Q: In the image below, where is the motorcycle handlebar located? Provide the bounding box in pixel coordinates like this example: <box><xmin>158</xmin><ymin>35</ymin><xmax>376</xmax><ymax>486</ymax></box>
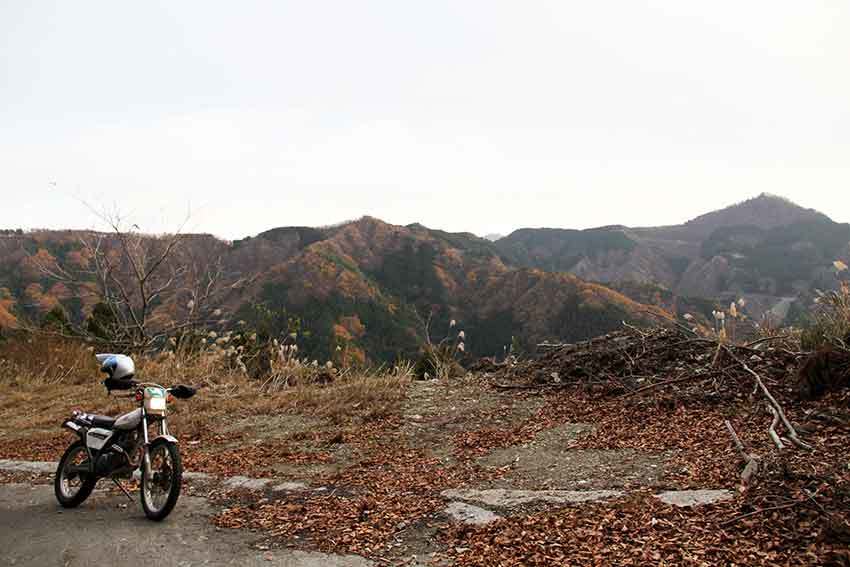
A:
<box><xmin>102</xmin><ymin>378</ymin><xmax>199</xmax><ymax>400</ymax></box>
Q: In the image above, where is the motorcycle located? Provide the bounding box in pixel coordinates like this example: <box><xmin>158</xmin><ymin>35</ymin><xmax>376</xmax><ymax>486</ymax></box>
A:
<box><xmin>54</xmin><ymin>353</ymin><xmax>197</xmax><ymax>521</ymax></box>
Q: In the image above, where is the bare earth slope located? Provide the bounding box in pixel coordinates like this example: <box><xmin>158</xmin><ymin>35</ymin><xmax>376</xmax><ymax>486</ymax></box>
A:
<box><xmin>496</xmin><ymin>193</ymin><xmax>850</xmax><ymax>321</ymax></box>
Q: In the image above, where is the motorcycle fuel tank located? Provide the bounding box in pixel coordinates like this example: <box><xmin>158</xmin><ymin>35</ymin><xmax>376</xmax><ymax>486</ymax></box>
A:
<box><xmin>114</xmin><ymin>408</ymin><xmax>142</xmax><ymax>430</ymax></box>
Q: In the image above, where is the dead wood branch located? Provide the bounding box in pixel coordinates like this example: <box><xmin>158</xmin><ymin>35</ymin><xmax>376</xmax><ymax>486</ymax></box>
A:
<box><xmin>621</xmin><ymin>321</ymin><xmax>648</xmax><ymax>339</ymax></box>
<box><xmin>637</xmin><ymin>308</ymin><xmax>697</xmax><ymax>336</ymax></box>
<box><xmin>767</xmin><ymin>405</ymin><xmax>786</xmax><ymax>450</ymax></box>
<box><xmin>745</xmin><ymin>335</ymin><xmax>792</xmax><ymax>349</ymax></box>
<box><xmin>622</xmin><ymin>373</ymin><xmax>701</xmax><ymax>398</ymax></box>
<box><xmin>492</xmin><ymin>382</ymin><xmax>556</xmax><ymax>391</ymax></box>
<box><xmin>804</xmin><ymin>409</ymin><xmax>850</xmax><ymax>428</ymax></box>
<box><xmin>720</xmin><ymin>500</ymin><xmax>801</xmax><ymax>527</ymax></box>
<box><xmin>724</xmin><ymin>419</ymin><xmax>760</xmax><ymax>485</ymax></box>
<box><xmin>724</xmin><ymin>346</ymin><xmax>813</xmax><ymax>451</ymax></box>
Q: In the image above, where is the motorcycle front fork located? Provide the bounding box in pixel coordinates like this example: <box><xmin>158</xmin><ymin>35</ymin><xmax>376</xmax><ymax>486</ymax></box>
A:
<box><xmin>140</xmin><ymin>415</ymin><xmax>170</xmax><ymax>474</ymax></box>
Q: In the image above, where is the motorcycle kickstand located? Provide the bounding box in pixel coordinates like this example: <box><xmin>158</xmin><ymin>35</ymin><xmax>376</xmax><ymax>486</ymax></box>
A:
<box><xmin>111</xmin><ymin>477</ymin><xmax>134</xmax><ymax>502</ymax></box>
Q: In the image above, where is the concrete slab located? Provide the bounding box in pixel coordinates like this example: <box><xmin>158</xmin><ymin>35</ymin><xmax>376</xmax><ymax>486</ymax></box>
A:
<box><xmin>442</xmin><ymin>488</ymin><xmax>623</xmax><ymax>508</ymax></box>
<box><xmin>273</xmin><ymin>481</ymin><xmax>309</xmax><ymax>492</ymax></box>
<box><xmin>444</xmin><ymin>502</ymin><xmax>501</xmax><ymax>526</ymax></box>
<box><xmin>654</xmin><ymin>489</ymin><xmax>734</xmax><ymax>508</ymax></box>
<box><xmin>223</xmin><ymin>476</ymin><xmax>274</xmax><ymax>490</ymax></box>
<box><xmin>0</xmin><ymin>459</ymin><xmax>55</xmax><ymax>474</ymax></box>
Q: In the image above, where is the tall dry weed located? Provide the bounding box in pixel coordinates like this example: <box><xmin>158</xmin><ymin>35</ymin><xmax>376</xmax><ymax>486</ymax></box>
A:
<box><xmin>804</xmin><ymin>278</ymin><xmax>850</xmax><ymax>351</ymax></box>
<box><xmin>0</xmin><ymin>334</ymin><xmax>97</xmax><ymax>385</ymax></box>
<box><xmin>0</xmin><ymin>332</ymin><xmax>414</xmax><ymax>436</ymax></box>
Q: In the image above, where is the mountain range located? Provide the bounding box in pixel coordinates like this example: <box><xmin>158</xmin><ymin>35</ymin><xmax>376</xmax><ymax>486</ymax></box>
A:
<box><xmin>1</xmin><ymin>194</ymin><xmax>847</xmax><ymax>363</ymax></box>
<box><xmin>495</xmin><ymin>194</ymin><xmax>849</xmax><ymax>323</ymax></box>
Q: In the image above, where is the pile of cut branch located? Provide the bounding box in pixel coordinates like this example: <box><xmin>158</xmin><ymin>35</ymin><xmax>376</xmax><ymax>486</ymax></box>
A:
<box><xmin>494</xmin><ymin>326</ymin><xmax>802</xmax><ymax>400</ymax></box>
<box><xmin>488</xmin><ymin>325</ymin><xmax>847</xmax><ymax>485</ymax></box>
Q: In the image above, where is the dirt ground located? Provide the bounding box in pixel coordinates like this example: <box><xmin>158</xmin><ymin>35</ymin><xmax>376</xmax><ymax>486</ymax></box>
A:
<box><xmin>2</xmin><ymin>370</ymin><xmax>847</xmax><ymax>565</ymax></box>
<box><xmin>477</xmin><ymin>423</ymin><xmax>669</xmax><ymax>491</ymax></box>
<box><xmin>0</xmin><ymin>375</ymin><xmax>677</xmax><ymax>557</ymax></box>
<box><xmin>398</xmin><ymin>378</ymin><xmax>545</xmax><ymax>462</ymax></box>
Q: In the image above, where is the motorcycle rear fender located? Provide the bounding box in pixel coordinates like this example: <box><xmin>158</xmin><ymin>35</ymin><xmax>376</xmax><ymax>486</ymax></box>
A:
<box><xmin>62</xmin><ymin>421</ymin><xmax>95</xmax><ymax>474</ymax></box>
<box><xmin>62</xmin><ymin>420</ymin><xmax>86</xmax><ymax>439</ymax></box>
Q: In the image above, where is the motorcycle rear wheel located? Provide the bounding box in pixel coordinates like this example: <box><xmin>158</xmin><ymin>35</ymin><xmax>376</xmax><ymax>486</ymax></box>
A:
<box><xmin>140</xmin><ymin>438</ymin><xmax>182</xmax><ymax>521</ymax></box>
<box><xmin>54</xmin><ymin>440</ymin><xmax>97</xmax><ymax>508</ymax></box>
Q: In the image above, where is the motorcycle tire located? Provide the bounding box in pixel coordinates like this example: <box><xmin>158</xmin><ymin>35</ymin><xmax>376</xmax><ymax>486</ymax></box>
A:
<box><xmin>140</xmin><ymin>438</ymin><xmax>182</xmax><ymax>521</ymax></box>
<box><xmin>54</xmin><ymin>440</ymin><xmax>97</xmax><ymax>508</ymax></box>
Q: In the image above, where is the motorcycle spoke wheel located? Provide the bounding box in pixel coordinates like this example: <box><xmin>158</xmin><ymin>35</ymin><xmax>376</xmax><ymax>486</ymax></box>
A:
<box><xmin>59</xmin><ymin>446</ymin><xmax>89</xmax><ymax>499</ymax></box>
<box><xmin>54</xmin><ymin>440</ymin><xmax>96</xmax><ymax>508</ymax></box>
<box><xmin>141</xmin><ymin>440</ymin><xmax>182</xmax><ymax>521</ymax></box>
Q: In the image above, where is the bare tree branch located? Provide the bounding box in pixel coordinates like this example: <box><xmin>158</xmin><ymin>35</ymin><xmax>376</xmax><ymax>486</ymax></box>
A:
<box><xmin>28</xmin><ymin>203</ymin><xmax>224</xmax><ymax>351</ymax></box>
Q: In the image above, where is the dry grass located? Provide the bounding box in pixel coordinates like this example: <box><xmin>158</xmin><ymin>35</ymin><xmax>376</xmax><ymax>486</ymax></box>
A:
<box><xmin>285</xmin><ymin>362</ymin><xmax>413</xmax><ymax>423</ymax></box>
<box><xmin>804</xmin><ymin>279</ymin><xmax>850</xmax><ymax>350</ymax></box>
<box><xmin>0</xmin><ymin>334</ymin><xmax>98</xmax><ymax>385</ymax></box>
<box><xmin>0</xmin><ymin>333</ymin><xmax>414</xmax><ymax>453</ymax></box>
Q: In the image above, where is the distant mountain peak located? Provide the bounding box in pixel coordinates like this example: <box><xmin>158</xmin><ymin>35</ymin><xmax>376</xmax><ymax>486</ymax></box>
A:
<box><xmin>683</xmin><ymin>193</ymin><xmax>830</xmax><ymax>236</ymax></box>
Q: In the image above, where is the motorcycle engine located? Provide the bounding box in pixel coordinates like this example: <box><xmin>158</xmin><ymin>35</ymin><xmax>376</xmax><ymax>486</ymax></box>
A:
<box><xmin>95</xmin><ymin>451</ymin><xmax>127</xmax><ymax>476</ymax></box>
<box><xmin>94</xmin><ymin>431</ymin><xmax>139</xmax><ymax>476</ymax></box>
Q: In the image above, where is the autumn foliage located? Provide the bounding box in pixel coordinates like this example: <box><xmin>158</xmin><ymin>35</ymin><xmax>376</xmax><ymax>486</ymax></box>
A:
<box><xmin>0</xmin><ymin>220</ymin><xmax>672</xmax><ymax>362</ymax></box>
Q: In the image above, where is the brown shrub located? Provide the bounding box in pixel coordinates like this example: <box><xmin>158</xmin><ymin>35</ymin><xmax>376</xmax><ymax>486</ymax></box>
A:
<box><xmin>796</xmin><ymin>348</ymin><xmax>850</xmax><ymax>400</ymax></box>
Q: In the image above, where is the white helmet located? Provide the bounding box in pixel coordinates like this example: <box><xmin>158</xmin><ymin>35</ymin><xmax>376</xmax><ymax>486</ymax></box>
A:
<box><xmin>95</xmin><ymin>353</ymin><xmax>136</xmax><ymax>380</ymax></box>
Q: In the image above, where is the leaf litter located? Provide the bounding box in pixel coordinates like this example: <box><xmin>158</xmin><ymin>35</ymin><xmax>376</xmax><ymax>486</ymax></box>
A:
<box><xmin>3</xmin><ymin>325</ymin><xmax>850</xmax><ymax>565</ymax></box>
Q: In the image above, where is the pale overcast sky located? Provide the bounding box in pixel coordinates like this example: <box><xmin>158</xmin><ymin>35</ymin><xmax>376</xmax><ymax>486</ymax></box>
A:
<box><xmin>2</xmin><ymin>1</ymin><xmax>849</xmax><ymax>239</ymax></box>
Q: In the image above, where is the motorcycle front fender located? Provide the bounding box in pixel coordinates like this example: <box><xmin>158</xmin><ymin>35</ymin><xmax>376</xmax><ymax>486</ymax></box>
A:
<box><xmin>142</xmin><ymin>435</ymin><xmax>178</xmax><ymax>475</ymax></box>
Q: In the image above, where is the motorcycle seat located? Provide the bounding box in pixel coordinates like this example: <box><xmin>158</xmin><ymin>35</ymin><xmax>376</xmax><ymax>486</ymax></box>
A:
<box><xmin>91</xmin><ymin>415</ymin><xmax>117</xmax><ymax>429</ymax></box>
<box><xmin>72</xmin><ymin>408</ymin><xmax>142</xmax><ymax>431</ymax></box>
<box><xmin>74</xmin><ymin>413</ymin><xmax>117</xmax><ymax>429</ymax></box>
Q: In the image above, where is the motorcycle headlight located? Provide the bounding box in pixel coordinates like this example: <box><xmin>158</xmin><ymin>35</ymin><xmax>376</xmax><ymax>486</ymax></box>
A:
<box><xmin>144</xmin><ymin>387</ymin><xmax>167</xmax><ymax>414</ymax></box>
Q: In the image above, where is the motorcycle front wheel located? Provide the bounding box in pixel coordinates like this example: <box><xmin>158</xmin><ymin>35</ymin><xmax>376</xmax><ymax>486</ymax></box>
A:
<box><xmin>140</xmin><ymin>438</ymin><xmax>182</xmax><ymax>521</ymax></box>
<box><xmin>54</xmin><ymin>440</ymin><xmax>97</xmax><ymax>508</ymax></box>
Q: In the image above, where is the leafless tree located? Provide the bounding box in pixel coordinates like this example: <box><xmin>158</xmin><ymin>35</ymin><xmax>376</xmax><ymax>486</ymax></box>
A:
<box><xmin>29</xmin><ymin>206</ymin><xmax>225</xmax><ymax>351</ymax></box>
